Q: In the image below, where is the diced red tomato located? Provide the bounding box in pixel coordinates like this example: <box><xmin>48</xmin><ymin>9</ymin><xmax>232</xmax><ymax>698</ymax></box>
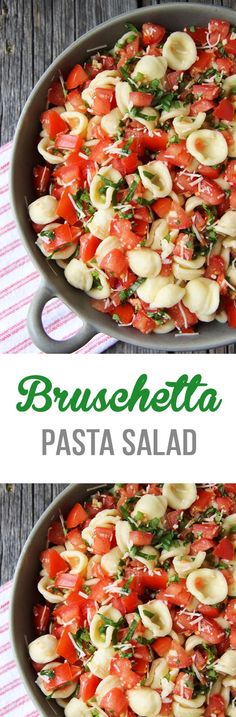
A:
<box><xmin>53</xmin><ymin>600</ymin><xmax>82</xmax><ymax>626</ymax></box>
<box><xmin>112</xmin><ymin>152</ymin><xmax>139</xmax><ymax>177</ymax></box>
<box><xmin>54</xmin><ymin>133</ymin><xmax>83</xmax><ymax>151</ymax></box>
<box><xmin>225</xmin><ymin>160</ymin><xmax>236</xmax><ymax>186</ymax></box>
<box><xmin>79</xmin><ymin>234</ymin><xmax>100</xmax><ymax>262</ymax></box>
<box><xmin>142</xmin><ymin>23</ymin><xmax>166</xmax><ymax>46</ymax></box>
<box><xmin>192</xmin><ymin>83</ymin><xmax>219</xmax><ymax>100</ymax></box>
<box><xmin>33</xmin><ymin>166</ymin><xmax>50</xmax><ymax>195</ymax></box>
<box><xmin>130</xmin><ymin>531</ymin><xmax>153</xmax><ymax>546</ymax></box>
<box><xmin>66</xmin><ymin>502</ymin><xmax>88</xmax><ymax>529</ymax></box>
<box><xmin>215</xmin><ymin>56</ymin><xmax>236</xmax><ymax>73</ymax></box>
<box><xmin>33</xmin><ymin>605</ymin><xmax>50</xmax><ymax>635</ymax></box>
<box><xmin>66</xmin><ymin>64</ymin><xmax>88</xmax><ymax>89</ymax></box>
<box><xmin>54</xmin><ymin>573</ymin><xmax>83</xmax><ymax>590</ymax></box>
<box><xmin>197</xmin><ymin>164</ymin><xmax>220</xmax><ymax>179</ymax></box>
<box><xmin>230</xmin><ymin>189</ymin><xmax>236</xmax><ymax>209</ymax></box>
<box><xmin>48</xmin><ymin>519</ymin><xmax>66</xmax><ymax>545</ymax></box>
<box><xmin>89</xmin><ymin>577</ymin><xmax>112</xmax><ymax>602</ymax></box>
<box><xmin>167</xmin><ymin>641</ymin><xmax>192</xmax><ymax>669</ymax></box>
<box><xmin>67</xmin><ymin>89</ymin><xmax>87</xmax><ymax>112</ymax></box>
<box><xmin>174</xmin><ymin>671</ymin><xmax>194</xmax><ymax>700</ymax></box>
<box><xmin>226</xmin><ymin>600</ymin><xmax>236</xmax><ymax>624</ymax></box>
<box><xmin>197</xmin><ymin>604</ymin><xmax>220</xmax><ymax>618</ymax></box>
<box><xmin>117</xmin><ymin>36</ymin><xmax>140</xmax><ymax>66</ymax></box>
<box><xmin>191</xmin><ymin>51</ymin><xmax>215</xmax><ymax>76</ymax></box>
<box><xmin>159</xmin><ymin>141</ymin><xmax>191</xmax><ymax>168</ymax></box>
<box><xmin>143</xmin><ymin>129</ymin><xmax>168</xmax><ymax>151</ymax></box>
<box><xmin>186</xmin><ymin>26</ymin><xmax>207</xmax><ymax>45</ymax></box>
<box><xmin>152</xmin><ymin>197</ymin><xmax>172</xmax><ymax>218</ymax></box>
<box><xmin>167</xmin><ymin>70</ymin><xmax>183</xmax><ymax>89</ymax></box>
<box><xmin>41</xmin><ymin>662</ymin><xmax>74</xmax><ymax>691</ymax></box>
<box><xmin>160</xmin><ymin>581</ymin><xmax>191</xmax><ymax>607</ymax></box>
<box><xmin>190</xmin><ymin>489</ymin><xmax>215</xmax><ymax>515</ymax></box>
<box><xmin>48</xmin><ymin>80</ymin><xmax>66</xmax><ymax>106</ymax></box>
<box><xmin>226</xmin><ymin>299</ymin><xmax>236</xmax><ymax>328</ymax></box>
<box><xmin>167</xmin><ymin>202</ymin><xmax>192</xmax><ymax>230</ymax></box>
<box><xmin>191</xmin><ymin>523</ymin><xmax>219</xmax><ymax>539</ymax></box>
<box><xmin>92</xmin><ymin>87</ymin><xmax>115</xmax><ymax>115</ymax></box>
<box><xmin>214</xmin><ymin>537</ymin><xmax>234</xmax><ymax>560</ymax></box>
<box><xmin>80</xmin><ymin>672</ymin><xmax>100</xmax><ymax>701</ymax></box>
<box><xmin>40</xmin><ymin>548</ymin><xmax>69</xmax><ymax>578</ymax></box>
<box><xmin>214</xmin><ymin>98</ymin><xmax>234</xmax><ymax>121</ymax></box>
<box><xmin>225</xmin><ymin>38</ymin><xmax>236</xmax><ymax>56</ymax></box>
<box><xmin>190</xmin><ymin>538</ymin><xmax>215</xmax><ymax>555</ymax></box>
<box><xmin>160</xmin><ymin>259</ymin><xmax>173</xmax><ymax>276</ymax></box>
<box><xmin>132</xmin><ymin>310</ymin><xmax>156</xmax><ymax>334</ymax></box>
<box><xmin>93</xmin><ymin>526</ymin><xmax>114</xmax><ymax>554</ymax></box>
<box><xmin>175</xmin><ymin>612</ymin><xmax>224</xmax><ymax>644</ymax></box>
<box><xmin>57</xmin><ymin>188</ymin><xmax>78</xmax><ymax>224</ymax></box>
<box><xmin>101</xmin><ymin>688</ymin><xmax>128</xmax><ymax>717</ymax></box>
<box><xmin>130</xmin><ymin>91</ymin><xmax>153</xmax><ymax>107</ymax></box>
<box><xmin>111</xmin><ymin>303</ymin><xmax>134</xmax><ymax>325</ymax></box>
<box><xmin>197</xmin><ymin>178</ymin><xmax>225</xmax><ymax>206</ymax></box>
<box><xmin>215</xmin><ymin>495</ymin><xmax>236</xmax><ymax>514</ymax></box>
<box><xmin>101</xmin><ymin>248</ymin><xmax>128</xmax><ymax>277</ymax></box>
<box><xmin>230</xmin><ymin>626</ymin><xmax>236</xmax><ymax>648</ymax></box>
<box><xmin>57</xmin><ymin>627</ymin><xmax>78</xmax><ymax>663</ymax></box>
<box><xmin>225</xmin><ymin>485</ymin><xmax>236</xmax><ymax>494</ymax></box>
<box><xmin>166</xmin><ymin>510</ymin><xmax>183</xmax><ymax>529</ymax></box>
<box><xmin>110</xmin><ymin>216</ymin><xmax>140</xmax><ymax>250</ymax></box>
<box><xmin>152</xmin><ymin>636</ymin><xmax>172</xmax><ymax>656</ymax></box>
<box><xmin>141</xmin><ymin>569</ymin><xmax>168</xmax><ymax>591</ymax></box>
<box><xmin>168</xmin><ymin>303</ymin><xmax>198</xmax><ymax>329</ymax></box>
<box><xmin>191</xmin><ymin>99</ymin><xmax>214</xmax><ymax>115</ymax></box>
<box><xmin>66</xmin><ymin>528</ymin><xmax>87</xmax><ymax>551</ymax></box>
<box><xmin>208</xmin><ymin>18</ymin><xmax>230</xmax><ymax>42</ymax></box>
<box><xmin>41</xmin><ymin>109</ymin><xmax>69</xmax><ymax>139</ymax></box>
<box><xmin>205</xmin><ymin>694</ymin><xmax>226</xmax><ymax>717</ymax></box>
<box><xmin>173</xmin><ymin>232</ymin><xmax>194</xmax><ymax>261</ymax></box>
<box><xmin>110</xmin><ymin>657</ymin><xmax>140</xmax><ymax>689</ymax></box>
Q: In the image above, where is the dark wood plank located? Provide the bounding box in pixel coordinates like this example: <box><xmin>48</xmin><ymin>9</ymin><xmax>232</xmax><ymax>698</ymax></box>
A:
<box><xmin>0</xmin><ymin>483</ymin><xmax>67</xmax><ymax>584</ymax></box>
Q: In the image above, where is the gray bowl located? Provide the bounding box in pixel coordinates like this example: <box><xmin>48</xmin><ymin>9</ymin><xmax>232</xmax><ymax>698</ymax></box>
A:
<box><xmin>10</xmin><ymin>483</ymin><xmax>110</xmax><ymax>717</ymax></box>
<box><xmin>10</xmin><ymin>3</ymin><xmax>236</xmax><ymax>352</ymax></box>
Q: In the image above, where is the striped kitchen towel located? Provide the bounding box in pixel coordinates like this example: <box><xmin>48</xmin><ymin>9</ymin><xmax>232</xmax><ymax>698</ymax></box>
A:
<box><xmin>0</xmin><ymin>142</ymin><xmax>116</xmax><ymax>353</ymax></box>
<box><xmin>0</xmin><ymin>580</ymin><xmax>39</xmax><ymax>716</ymax></box>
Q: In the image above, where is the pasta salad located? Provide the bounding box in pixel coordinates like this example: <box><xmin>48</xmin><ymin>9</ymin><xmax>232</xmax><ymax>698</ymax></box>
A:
<box><xmin>28</xmin><ymin>20</ymin><xmax>236</xmax><ymax>335</ymax></box>
<box><xmin>29</xmin><ymin>483</ymin><xmax>236</xmax><ymax>717</ymax></box>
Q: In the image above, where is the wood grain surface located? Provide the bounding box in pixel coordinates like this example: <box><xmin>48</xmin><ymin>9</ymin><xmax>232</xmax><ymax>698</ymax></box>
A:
<box><xmin>1</xmin><ymin>0</ymin><xmax>236</xmax><ymax>355</ymax></box>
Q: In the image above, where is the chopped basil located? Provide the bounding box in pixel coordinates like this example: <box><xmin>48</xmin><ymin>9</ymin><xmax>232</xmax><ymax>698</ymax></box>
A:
<box><xmin>143</xmin><ymin>609</ymin><xmax>155</xmax><ymax>618</ymax></box>
<box><xmin>130</xmin><ymin>107</ymin><xmax>157</xmax><ymax>121</ymax></box>
<box><xmin>91</xmin><ymin>270</ymin><xmax>103</xmax><ymax>290</ymax></box>
<box><xmin>125</xmin><ymin>178</ymin><xmax>139</xmax><ymax>202</ymax></box>
<box><xmin>123</xmin><ymin>616</ymin><xmax>139</xmax><ymax>642</ymax></box>
<box><xmin>40</xmin><ymin>229</ymin><xmax>55</xmax><ymax>239</ymax></box>
<box><xmin>40</xmin><ymin>669</ymin><xmax>55</xmax><ymax>679</ymax></box>
<box><xmin>119</xmin><ymin>277</ymin><xmax>145</xmax><ymax>303</ymax></box>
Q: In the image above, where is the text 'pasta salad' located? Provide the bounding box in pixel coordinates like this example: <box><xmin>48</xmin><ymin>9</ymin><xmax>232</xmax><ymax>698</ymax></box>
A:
<box><xmin>28</xmin><ymin>20</ymin><xmax>236</xmax><ymax>335</ymax></box>
<box><xmin>29</xmin><ymin>483</ymin><xmax>236</xmax><ymax>717</ymax></box>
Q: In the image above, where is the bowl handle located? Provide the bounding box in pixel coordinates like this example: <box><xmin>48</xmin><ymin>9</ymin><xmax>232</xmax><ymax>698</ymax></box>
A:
<box><xmin>27</xmin><ymin>283</ymin><xmax>96</xmax><ymax>353</ymax></box>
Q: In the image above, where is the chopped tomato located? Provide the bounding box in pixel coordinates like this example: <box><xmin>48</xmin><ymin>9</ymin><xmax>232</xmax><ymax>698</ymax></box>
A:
<box><xmin>142</xmin><ymin>23</ymin><xmax>166</xmax><ymax>46</ymax></box>
<box><xmin>141</xmin><ymin>569</ymin><xmax>168</xmax><ymax>591</ymax></box>
<box><xmin>226</xmin><ymin>299</ymin><xmax>236</xmax><ymax>328</ymax></box>
<box><xmin>48</xmin><ymin>519</ymin><xmax>66</xmax><ymax>545</ymax></box>
<box><xmin>167</xmin><ymin>202</ymin><xmax>192</xmax><ymax>230</ymax></box>
<box><xmin>117</xmin><ymin>36</ymin><xmax>140</xmax><ymax>65</ymax></box>
<box><xmin>230</xmin><ymin>189</ymin><xmax>236</xmax><ymax>209</ymax></box>
<box><xmin>198</xmin><ymin>178</ymin><xmax>225</xmax><ymax>206</ymax></box>
<box><xmin>111</xmin><ymin>303</ymin><xmax>134</xmax><ymax>325</ymax></box>
<box><xmin>41</xmin><ymin>109</ymin><xmax>69</xmax><ymax>139</ymax></box>
<box><xmin>191</xmin><ymin>51</ymin><xmax>215</xmax><ymax>76</ymax></box>
<box><xmin>214</xmin><ymin>98</ymin><xmax>234</xmax><ymax>122</ymax></box>
<box><xmin>215</xmin><ymin>495</ymin><xmax>236</xmax><ymax>513</ymax></box>
<box><xmin>110</xmin><ymin>657</ymin><xmax>140</xmax><ymax>689</ymax></box>
<box><xmin>40</xmin><ymin>548</ymin><xmax>69</xmax><ymax>578</ymax></box>
<box><xmin>41</xmin><ymin>661</ymin><xmax>74</xmax><ymax>691</ymax></box>
<box><xmin>93</xmin><ymin>526</ymin><xmax>114</xmax><ymax>554</ymax></box>
<box><xmin>160</xmin><ymin>581</ymin><xmax>191</xmax><ymax>607</ymax></box>
<box><xmin>197</xmin><ymin>164</ymin><xmax>220</xmax><ymax>180</ymax></box>
<box><xmin>89</xmin><ymin>577</ymin><xmax>112</xmax><ymax>602</ymax></box>
<box><xmin>66</xmin><ymin>502</ymin><xmax>88</xmax><ymax>528</ymax></box>
<box><xmin>205</xmin><ymin>694</ymin><xmax>225</xmax><ymax>717</ymax></box>
<box><xmin>33</xmin><ymin>605</ymin><xmax>50</xmax><ymax>635</ymax></box>
<box><xmin>160</xmin><ymin>259</ymin><xmax>173</xmax><ymax>276</ymax></box>
<box><xmin>197</xmin><ymin>604</ymin><xmax>220</xmax><ymax>618</ymax></box>
<box><xmin>190</xmin><ymin>538</ymin><xmax>214</xmax><ymax>555</ymax></box>
<box><xmin>112</xmin><ymin>151</ymin><xmax>139</xmax><ymax>177</ymax></box>
<box><xmin>101</xmin><ymin>688</ymin><xmax>128</xmax><ymax>717</ymax></box>
<box><xmin>225</xmin><ymin>38</ymin><xmax>236</xmax><ymax>56</ymax></box>
<box><xmin>166</xmin><ymin>510</ymin><xmax>183</xmax><ymax>529</ymax></box>
<box><xmin>214</xmin><ymin>537</ymin><xmax>234</xmax><ymax>560</ymax></box>
<box><xmin>167</xmin><ymin>70</ymin><xmax>183</xmax><ymax>89</ymax></box>
<box><xmin>53</xmin><ymin>600</ymin><xmax>82</xmax><ymax>626</ymax></box>
<box><xmin>54</xmin><ymin>573</ymin><xmax>83</xmax><ymax>590</ymax></box>
<box><xmin>174</xmin><ymin>671</ymin><xmax>194</xmax><ymax>700</ymax></box>
<box><xmin>92</xmin><ymin>87</ymin><xmax>115</xmax><ymax>115</ymax></box>
<box><xmin>167</xmin><ymin>641</ymin><xmax>192</xmax><ymax>669</ymax></box>
<box><xmin>190</xmin><ymin>488</ymin><xmax>215</xmax><ymax>515</ymax></box>
<box><xmin>112</xmin><ymin>590</ymin><xmax>139</xmax><ymax>616</ymax></box>
<box><xmin>173</xmin><ymin>232</ymin><xmax>194</xmax><ymax>261</ymax></box>
<box><xmin>208</xmin><ymin>18</ymin><xmax>230</xmax><ymax>42</ymax></box>
<box><xmin>66</xmin><ymin>528</ymin><xmax>87</xmax><ymax>551</ymax></box>
<box><xmin>230</xmin><ymin>626</ymin><xmax>236</xmax><ymax>649</ymax></box>
<box><xmin>226</xmin><ymin>600</ymin><xmax>236</xmax><ymax>624</ymax></box>
<box><xmin>57</xmin><ymin>627</ymin><xmax>78</xmax><ymax>663</ymax></box>
<box><xmin>130</xmin><ymin>91</ymin><xmax>153</xmax><ymax>107</ymax></box>
<box><xmin>79</xmin><ymin>234</ymin><xmax>100</xmax><ymax>262</ymax></box>
<box><xmin>57</xmin><ymin>187</ymin><xmax>78</xmax><ymax>224</ymax></box>
<box><xmin>152</xmin><ymin>636</ymin><xmax>172</xmax><ymax>656</ymax></box>
<box><xmin>191</xmin><ymin>99</ymin><xmax>214</xmax><ymax>115</ymax></box>
<box><xmin>130</xmin><ymin>530</ymin><xmax>153</xmax><ymax>546</ymax></box>
<box><xmin>54</xmin><ymin>133</ymin><xmax>83</xmax><ymax>151</ymax></box>
<box><xmin>186</xmin><ymin>26</ymin><xmax>207</xmax><ymax>45</ymax></box>
<box><xmin>192</xmin><ymin>83</ymin><xmax>219</xmax><ymax>100</ymax></box>
<box><xmin>168</xmin><ymin>303</ymin><xmax>198</xmax><ymax>329</ymax></box>
<box><xmin>143</xmin><ymin>129</ymin><xmax>168</xmax><ymax>151</ymax></box>
<box><xmin>159</xmin><ymin>141</ymin><xmax>191</xmax><ymax>168</ymax></box>
<box><xmin>225</xmin><ymin>160</ymin><xmax>236</xmax><ymax>186</ymax></box>
<box><xmin>67</xmin><ymin>89</ymin><xmax>87</xmax><ymax>112</ymax></box>
<box><xmin>191</xmin><ymin>523</ymin><xmax>219</xmax><ymax>539</ymax></box>
<box><xmin>33</xmin><ymin>166</ymin><xmax>50</xmax><ymax>195</ymax></box>
<box><xmin>132</xmin><ymin>310</ymin><xmax>156</xmax><ymax>334</ymax></box>
<box><xmin>48</xmin><ymin>80</ymin><xmax>66</xmax><ymax>106</ymax></box>
<box><xmin>66</xmin><ymin>64</ymin><xmax>88</xmax><ymax>89</ymax></box>
<box><xmin>110</xmin><ymin>216</ymin><xmax>140</xmax><ymax>250</ymax></box>
<box><xmin>80</xmin><ymin>672</ymin><xmax>100</xmax><ymax>701</ymax></box>
<box><xmin>175</xmin><ymin>612</ymin><xmax>224</xmax><ymax>644</ymax></box>
<box><xmin>152</xmin><ymin>197</ymin><xmax>172</xmax><ymax>218</ymax></box>
<box><xmin>101</xmin><ymin>249</ymin><xmax>128</xmax><ymax>277</ymax></box>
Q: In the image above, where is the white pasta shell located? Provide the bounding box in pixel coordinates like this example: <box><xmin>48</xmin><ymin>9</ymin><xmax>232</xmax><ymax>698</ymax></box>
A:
<box><xmin>128</xmin><ymin>248</ymin><xmax>162</xmax><ymax>278</ymax></box>
<box><xmin>228</xmin><ymin>567</ymin><xmax>236</xmax><ymax>597</ymax></box>
<box><xmin>132</xmin><ymin>494</ymin><xmax>167</xmax><ymax>521</ymax></box>
<box><xmin>183</xmin><ymin>277</ymin><xmax>220</xmax><ymax>316</ymax></box>
<box><xmin>101</xmin><ymin>546</ymin><xmax>123</xmax><ymax>576</ymax></box>
<box><xmin>96</xmin><ymin>675</ymin><xmax>121</xmax><ymax>703</ymax></box>
<box><xmin>88</xmin><ymin>208</ymin><xmax>115</xmax><ymax>240</ymax></box>
<box><xmin>228</xmin><ymin>129</ymin><xmax>236</xmax><ymax>158</ymax></box>
<box><xmin>134</xmin><ymin>545</ymin><xmax>159</xmax><ymax>570</ymax></box>
<box><xmin>61</xmin><ymin>111</ymin><xmax>88</xmax><ymax>136</ymax></box>
<box><xmin>150</xmin><ymin>283</ymin><xmax>185</xmax><ymax>309</ymax></box>
<box><xmin>163</xmin><ymin>31</ymin><xmax>197</xmax><ymax>70</ymax></box>
<box><xmin>36</xmin><ymin>223</ymin><xmax>77</xmax><ymax>261</ymax></box>
<box><xmin>95</xmin><ymin>235</ymin><xmax>121</xmax><ymax>264</ymax></box>
<box><xmin>65</xmin><ymin>258</ymin><xmax>93</xmax><ymax>291</ymax></box>
<box><xmin>138</xmin><ymin>161</ymin><xmax>172</xmax><ymax>199</ymax></box>
<box><xmin>172</xmin><ymin>263</ymin><xmax>204</xmax><ymax>281</ymax></box>
<box><xmin>137</xmin><ymin>276</ymin><xmax>173</xmax><ymax>304</ymax></box>
<box><xmin>37</xmin><ymin>137</ymin><xmax>67</xmax><ymax>164</ymax></box>
<box><xmin>65</xmin><ymin>698</ymin><xmax>92</xmax><ymax>717</ymax></box>
<box><xmin>82</xmin><ymin>509</ymin><xmax>120</xmax><ymax>546</ymax></box>
<box><xmin>28</xmin><ymin>635</ymin><xmax>58</xmax><ymax>664</ymax></box>
<box><xmin>154</xmin><ymin>319</ymin><xmax>175</xmax><ymax>334</ymax></box>
<box><xmin>132</xmin><ymin>55</ymin><xmax>167</xmax><ymax>81</ymax></box>
<box><xmin>173</xmin><ymin>551</ymin><xmax>206</xmax><ymax>578</ymax></box>
<box><xmin>162</xmin><ymin>483</ymin><xmax>197</xmax><ymax>509</ymax></box>
<box><xmin>223</xmin><ymin>514</ymin><xmax>236</xmax><ymax>535</ymax></box>
<box><xmin>36</xmin><ymin>661</ymin><xmax>77</xmax><ymax>698</ymax></box>
<box><xmin>159</xmin><ymin>543</ymin><xmax>189</xmax><ymax>563</ymax></box>
<box><xmin>173</xmin><ymin>112</ymin><xmax>206</xmax><ymax>138</ymax></box>
<box><xmin>86</xmin><ymin>272</ymin><xmax>111</xmax><ymax>300</ymax></box>
<box><xmin>186</xmin><ymin>130</ymin><xmax>228</xmax><ymax>166</ymax></box>
<box><xmin>223</xmin><ymin>74</ymin><xmax>236</xmax><ymax>96</ymax></box>
<box><xmin>215</xmin><ymin>210</ymin><xmax>236</xmax><ymax>237</ymax></box>
<box><xmin>174</xmin><ymin>695</ymin><xmax>205</xmax><ymax>709</ymax></box>
<box><xmin>28</xmin><ymin>195</ymin><xmax>59</xmax><ymax>224</ymax></box>
<box><xmin>138</xmin><ymin>599</ymin><xmax>172</xmax><ymax>637</ymax></box>
<box><xmin>186</xmin><ymin>568</ymin><xmax>228</xmax><ymax>605</ymax></box>
<box><xmin>37</xmin><ymin>576</ymin><xmax>67</xmax><ymax>603</ymax></box>
<box><xmin>88</xmin><ymin>647</ymin><xmax>115</xmax><ymax>679</ymax></box>
<box><xmin>90</xmin><ymin>166</ymin><xmax>122</xmax><ymax>210</ymax></box>
<box><xmin>160</xmin><ymin>103</ymin><xmax>190</xmax><ymax>124</ymax></box>
<box><xmin>115</xmin><ymin>81</ymin><xmax>132</xmax><ymax>114</ymax></box>
<box><xmin>127</xmin><ymin>687</ymin><xmax>162</xmax><ymax>717</ymax></box>
<box><xmin>60</xmin><ymin>550</ymin><xmax>88</xmax><ymax>575</ymax></box>
<box><xmin>115</xmin><ymin>520</ymin><xmax>132</xmax><ymax>554</ymax></box>
<box><xmin>185</xmin><ymin>196</ymin><xmax>204</xmax><ymax>213</ymax></box>
<box><xmin>101</xmin><ymin>107</ymin><xmax>123</xmax><ymax>136</ymax></box>
<box><xmin>90</xmin><ymin>604</ymin><xmax>123</xmax><ymax>648</ymax></box>
<box><xmin>173</xmin><ymin>705</ymin><xmax>204</xmax><ymax>717</ymax></box>
<box><xmin>82</xmin><ymin>70</ymin><xmax>119</xmax><ymax>107</ymax></box>
<box><xmin>215</xmin><ymin>649</ymin><xmax>236</xmax><ymax>676</ymax></box>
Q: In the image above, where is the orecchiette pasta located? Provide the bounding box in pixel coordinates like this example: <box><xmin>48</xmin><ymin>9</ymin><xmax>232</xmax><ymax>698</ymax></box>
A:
<box><xmin>162</xmin><ymin>483</ymin><xmax>197</xmax><ymax>509</ymax></box>
<box><xmin>28</xmin><ymin>635</ymin><xmax>58</xmax><ymax>664</ymax></box>
<box><xmin>28</xmin><ymin>195</ymin><xmax>59</xmax><ymax>224</ymax></box>
<box><xmin>132</xmin><ymin>55</ymin><xmax>167</xmax><ymax>81</ymax></box>
<box><xmin>162</xmin><ymin>32</ymin><xmax>197</xmax><ymax>70</ymax></box>
<box><xmin>183</xmin><ymin>278</ymin><xmax>220</xmax><ymax>316</ymax></box>
<box><xmin>127</xmin><ymin>248</ymin><xmax>162</xmax><ymax>278</ymax></box>
<box><xmin>132</xmin><ymin>494</ymin><xmax>167</xmax><ymax>521</ymax></box>
<box><xmin>138</xmin><ymin>599</ymin><xmax>172</xmax><ymax>637</ymax></box>
<box><xmin>138</xmin><ymin>161</ymin><xmax>172</xmax><ymax>199</ymax></box>
<box><xmin>186</xmin><ymin>130</ymin><xmax>228</xmax><ymax>166</ymax></box>
<box><xmin>186</xmin><ymin>568</ymin><xmax>228</xmax><ymax>605</ymax></box>
<box><xmin>127</xmin><ymin>687</ymin><xmax>162</xmax><ymax>717</ymax></box>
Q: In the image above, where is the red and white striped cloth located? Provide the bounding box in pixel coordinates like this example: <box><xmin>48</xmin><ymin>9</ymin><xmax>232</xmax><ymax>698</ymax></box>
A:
<box><xmin>0</xmin><ymin>142</ymin><xmax>116</xmax><ymax>353</ymax></box>
<box><xmin>0</xmin><ymin>580</ymin><xmax>39</xmax><ymax>716</ymax></box>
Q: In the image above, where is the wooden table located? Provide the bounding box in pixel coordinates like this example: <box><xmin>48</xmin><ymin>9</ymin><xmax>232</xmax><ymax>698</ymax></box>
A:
<box><xmin>1</xmin><ymin>0</ymin><xmax>236</xmax><ymax>354</ymax></box>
